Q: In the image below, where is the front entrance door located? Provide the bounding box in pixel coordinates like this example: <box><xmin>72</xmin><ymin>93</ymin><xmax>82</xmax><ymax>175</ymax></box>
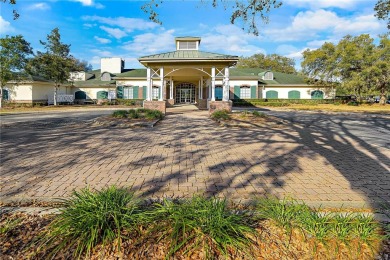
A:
<box><xmin>175</xmin><ymin>83</ymin><xmax>196</xmax><ymax>104</ymax></box>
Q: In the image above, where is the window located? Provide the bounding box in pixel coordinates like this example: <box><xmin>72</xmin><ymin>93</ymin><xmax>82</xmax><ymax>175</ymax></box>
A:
<box><xmin>240</xmin><ymin>86</ymin><xmax>251</xmax><ymax>99</ymax></box>
<box><xmin>266</xmin><ymin>90</ymin><xmax>278</xmax><ymax>99</ymax></box>
<box><xmin>263</xmin><ymin>72</ymin><xmax>273</xmax><ymax>80</ymax></box>
<box><xmin>178</xmin><ymin>41</ymin><xmax>197</xmax><ymax>50</ymax></box>
<box><xmin>152</xmin><ymin>86</ymin><xmax>159</xmax><ymax>99</ymax></box>
<box><xmin>288</xmin><ymin>90</ymin><xmax>300</xmax><ymax>99</ymax></box>
<box><xmin>311</xmin><ymin>90</ymin><xmax>324</xmax><ymax>99</ymax></box>
<box><xmin>123</xmin><ymin>87</ymin><xmax>134</xmax><ymax>99</ymax></box>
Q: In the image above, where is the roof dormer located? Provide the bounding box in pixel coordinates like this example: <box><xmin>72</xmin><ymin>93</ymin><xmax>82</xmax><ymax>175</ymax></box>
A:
<box><xmin>175</xmin><ymin>37</ymin><xmax>201</xmax><ymax>51</ymax></box>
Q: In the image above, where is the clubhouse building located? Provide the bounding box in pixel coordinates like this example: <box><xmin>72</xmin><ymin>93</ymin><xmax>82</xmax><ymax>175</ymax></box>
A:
<box><xmin>3</xmin><ymin>37</ymin><xmax>331</xmax><ymax>112</ymax></box>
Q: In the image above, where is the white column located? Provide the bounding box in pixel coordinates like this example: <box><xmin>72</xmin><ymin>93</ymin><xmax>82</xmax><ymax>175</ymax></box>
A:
<box><xmin>169</xmin><ymin>77</ymin><xmax>173</xmax><ymax>99</ymax></box>
<box><xmin>198</xmin><ymin>80</ymin><xmax>201</xmax><ymax>99</ymax></box>
<box><xmin>146</xmin><ymin>68</ymin><xmax>151</xmax><ymax>101</ymax></box>
<box><xmin>200</xmin><ymin>76</ymin><xmax>203</xmax><ymax>99</ymax></box>
<box><xmin>223</xmin><ymin>67</ymin><xmax>230</xmax><ymax>101</ymax></box>
<box><xmin>159</xmin><ymin>67</ymin><xmax>164</xmax><ymax>101</ymax></box>
<box><xmin>211</xmin><ymin>67</ymin><xmax>216</xmax><ymax>101</ymax></box>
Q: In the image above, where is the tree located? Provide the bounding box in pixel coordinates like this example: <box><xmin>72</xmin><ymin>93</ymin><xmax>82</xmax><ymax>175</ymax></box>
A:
<box><xmin>142</xmin><ymin>0</ymin><xmax>282</xmax><ymax>36</ymax></box>
<box><xmin>236</xmin><ymin>53</ymin><xmax>296</xmax><ymax>74</ymax></box>
<box><xmin>0</xmin><ymin>35</ymin><xmax>33</xmax><ymax>108</ymax></box>
<box><xmin>1</xmin><ymin>0</ymin><xmax>19</xmax><ymax>20</ymax></box>
<box><xmin>72</xmin><ymin>58</ymin><xmax>93</xmax><ymax>72</ymax></box>
<box><xmin>301</xmin><ymin>34</ymin><xmax>389</xmax><ymax>102</ymax></box>
<box><xmin>374</xmin><ymin>0</ymin><xmax>390</xmax><ymax>29</ymax></box>
<box><xmin>364</xmin><ymin>35</ymin><xmax>390</xmax><ymax>104</ymax></box>
<box><xmin>27</xmin><ymin>28</ymin><xmax>77</xmax><ymax>106</ymax></box>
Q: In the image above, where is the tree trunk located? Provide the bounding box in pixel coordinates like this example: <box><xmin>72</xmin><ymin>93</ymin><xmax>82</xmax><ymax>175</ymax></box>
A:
<box><xmin>380</xmin><ymin>84</ymin><xmax>386</xmax><ymax>105</ymax></box>
<box><xmin>54</xmin><ymin>85</ymin><xmax>58</xmax><ymax>106</ymax></box>
<box><xmin>0</xmin><ymin>87</ymin><xmax>2</xmax><ymax>109</ymax></box>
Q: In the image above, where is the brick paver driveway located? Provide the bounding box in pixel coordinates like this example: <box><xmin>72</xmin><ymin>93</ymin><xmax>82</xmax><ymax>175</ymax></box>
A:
<box><xmin>1</xmin><ymin>106</ymin><xmax>389</xmax><ymax>208</ymax></box>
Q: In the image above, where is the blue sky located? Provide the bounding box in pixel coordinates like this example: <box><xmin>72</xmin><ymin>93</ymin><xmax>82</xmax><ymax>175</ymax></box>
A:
<box><xmin>0</xmin><ymin>0</ymin><xmax>387</xmax><ymax>70</ymax></box>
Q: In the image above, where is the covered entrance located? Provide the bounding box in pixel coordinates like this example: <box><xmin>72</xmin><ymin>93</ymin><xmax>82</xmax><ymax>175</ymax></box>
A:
<box><xmin>175</xmin><ymin>83</ymin><xmax>196</xmax><ymax>104</ymax></box>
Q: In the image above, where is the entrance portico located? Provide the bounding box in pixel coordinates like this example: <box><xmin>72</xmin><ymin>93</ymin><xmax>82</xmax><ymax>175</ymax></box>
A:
<box><xmin>138</xmin><ymin>37</ymin><xmax>238</xmax><ymax>112</ymax></box>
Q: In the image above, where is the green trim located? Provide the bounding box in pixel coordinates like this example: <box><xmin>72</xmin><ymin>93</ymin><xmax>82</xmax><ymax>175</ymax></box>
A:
<box><xmin>133</xmin><ymin>86</ymin><xmax>139</xmax><ymax>99</ymax></box>
<box><xmin>234</xmin><ymin>86</ymin><xmax>240</xmax><ymax>99</ymax></box>
<box><xmin>288</xmin><ymin>90</ymin><xmax>300</xmax><ymax>99</ymax></box>
<box><xmin>75</xmin><ymin>90</ymin><xmax>86</xmax><ymax>99</ymax></box>
<box><xmin>266</xmin><ymin>90</ymin><xmax>278</xmax><ymax>99</ymax></box>
<box><xmin>311</xmin><ymin>90</ymin><xmax>324</xmax><ymax>99</ymax></box>
<box><xmin>142</xmin><ymin>86</ymin><xmax>147</xmax><ymax>99</ymax></box>
<box><xmin>2</xmin><ymin>89</ymin><xmax>9</xmax><ymax>100</ymax></box>
<box><xmin>97</xmin><ymin>90</ymin><xmax>108</xmax><ymax>99</ymax></box>
<box><xmin>250</xmin><ymin>86</ymin><xmax>257</xmax><ymax>99</ymax></box>
<box><xmin>116</xmin><ymin>86</ymin><xmax>123</xmax><ymax>99</ymax></box>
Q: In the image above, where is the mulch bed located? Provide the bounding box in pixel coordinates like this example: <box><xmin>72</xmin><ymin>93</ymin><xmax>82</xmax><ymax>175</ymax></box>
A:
<box><xmin>216</xmin><ymin>113</ymin><xmax>289</xmax><ymax>128</ymax></box>
<box><xmin>1</xmin><ymin>213</ymin><xmax>389</xmax><ymax>260</ymax></box>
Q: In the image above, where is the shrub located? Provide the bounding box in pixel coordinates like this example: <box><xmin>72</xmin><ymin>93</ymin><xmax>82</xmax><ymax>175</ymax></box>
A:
<box><xmin>112</xmin><ymin>110</ymin><xmax>128</xmax><ymax>118</ymax></box>
<box><xmin>210</xmin><ymin>109</ymin><xmax>231</xmax><ymax>121</ymax></box>
<box><xmin>39</xmin><ymin>186</ymin><xmax>143</xmax><ymax>259</ymax></box>
<box><xmin>144</xmin><ymin>109</ymin><xmax>164</xmax><ymax>120</ymax></box>
<box><xmin>150</xmin><ymin>196</ymin><xmax>256</xmax><ymax>258</ymax></box>
<box><xmin>347</xmin><ymin>101</ymin><xmax>360</xmax><ymax>106</ymax></box>
<box><xmin>127</xmin><ymin>109</ymin><xmax>139</xmax><ymax>119</ymax></box>
<box><xmin>252</xmin><ymin>110</ymin><xmax>267</xmax><ymax>118</ymax></box>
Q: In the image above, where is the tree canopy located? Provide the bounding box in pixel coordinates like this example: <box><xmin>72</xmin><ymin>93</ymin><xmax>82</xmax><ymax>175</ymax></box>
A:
<box><xmin>374</xmin><ymin>0</ymin><xmax>390</xmax><ymax>29</ymax></box>
<box><xmin>301</xmin><ymin>34</ymin><xmax>390</xmax><ymax>103</ymax></box>
<box><xmin>142</xmin><ymin>0</ymin><xmax>282</xmax><ymax>36</ymax></box>
<box><xmin>0</xmin><ymin>35</ymin><xmax>32</xmax><ymax>108</ymax></box>
<box><xmin>27</xmin><ymin>28</ymin><xmax>79</xmax><ymax>105</ymax></box>
<box><xmin>236</xmin><ymin>53</ymin><xmax>296</xmax><ymax>74</ymax></box>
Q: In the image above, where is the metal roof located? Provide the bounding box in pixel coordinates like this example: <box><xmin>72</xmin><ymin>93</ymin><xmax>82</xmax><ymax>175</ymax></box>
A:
<box><xmin>139</xmin><ymin>50</ymin><xmax>238</xmax><ymax>61</ymax></box>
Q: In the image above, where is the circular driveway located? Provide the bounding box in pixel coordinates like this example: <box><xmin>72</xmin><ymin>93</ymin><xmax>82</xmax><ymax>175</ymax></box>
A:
<box><xmin>1</xmin><ymin>107</ymin><xmax>389</xmax><ymax>209</ymax></box>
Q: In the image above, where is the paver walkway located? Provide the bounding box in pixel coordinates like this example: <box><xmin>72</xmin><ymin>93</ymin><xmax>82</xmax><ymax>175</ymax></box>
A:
<box><xmin>1</xmin><ymin>106</ymin><xmax>389</xmax><ymax>208</ymax></box>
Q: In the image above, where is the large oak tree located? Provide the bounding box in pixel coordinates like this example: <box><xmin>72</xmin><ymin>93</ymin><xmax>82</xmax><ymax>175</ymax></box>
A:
<box><xmin>0</xmin><ymin>35</ymin><xmax>33</xmax><ymax>108</ymax></box>
<box><xmin>301</xmin><ymin>34</ymin><xmax>389</xmax><ymax>103</ymax></box>
<box><xmin>236</xmin><ymin>53</ymin><xmax>296</xmax><ymax>74</ymax></box>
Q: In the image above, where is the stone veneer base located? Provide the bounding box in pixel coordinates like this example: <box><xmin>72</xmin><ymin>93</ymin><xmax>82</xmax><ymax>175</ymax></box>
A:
<box><xmin>197</xmin><ymin>99</ymin><xmax>207</xmax><ymax>110</ymax></box>
<box><xmin>209</xmin><ymin>100</ymin><xmax>233</xmax><ymax>114</ymax></box>
<box><xmin>143</xmin><ymin>100</ymin><xmax>167</xmax><ymax>114</ymax></box>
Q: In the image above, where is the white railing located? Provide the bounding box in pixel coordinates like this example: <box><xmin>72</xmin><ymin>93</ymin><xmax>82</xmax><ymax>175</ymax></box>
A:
<box><xmin>48</xmin><ymin>94</ymin><xmax>75</xmax><ymax>105</ymax></box>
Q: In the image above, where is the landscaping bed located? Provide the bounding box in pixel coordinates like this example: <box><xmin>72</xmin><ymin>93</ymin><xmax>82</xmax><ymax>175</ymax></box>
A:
<box><xmin>211</xmin><ymin>110</ymin><xmax>288</xmax><ymax>128</ymax></box>
<box><xmin>1</xmin><ymin>186</ymin><xmax>389</xmax><ymax>260</ymax></box>
<box><xmin>91</xmin><ymin>108</ymin><xmax>163</xmax><ymax>128</ymax></box>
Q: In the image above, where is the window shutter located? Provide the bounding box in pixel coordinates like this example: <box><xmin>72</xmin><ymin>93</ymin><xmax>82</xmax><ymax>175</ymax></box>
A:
<box><xmin>234</xmin><ymin>86</ymin><xmax>240</xmax><ymax>99</ymax></box>
<box><xmin>133</xmin><ymin>86</ymin><xmax>139</xmax><ymax>99</ymax></box>
<box><xmin>142</xmin><ymin>86</ymin><xmax>147</xmax><ymax>99</ymax></box>
<box><xmin>2</xmin><ymin>89</ymin><xmax>9</xmax><ymax>100</ymax></box>
<box><xmin>116</xmin><ymin>86</ymin><xmax>123</xmax><ymax>99</ymax></box>
<box><xmin>250</xmin><ymin>86</ymin><xmax>257</xmax><ymax>99</ymax></box>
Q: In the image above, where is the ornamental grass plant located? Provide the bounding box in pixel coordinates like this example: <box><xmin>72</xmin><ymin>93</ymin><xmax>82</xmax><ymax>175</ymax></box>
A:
<box><xmin>37</xmin><ymin>186</ymin><xmax>145</xmax><ymax>259</ymax></box>
<box><xmin>149</xmin><ymin>196</ymin><xmax>257</xmax><ymax>259</ymax></box>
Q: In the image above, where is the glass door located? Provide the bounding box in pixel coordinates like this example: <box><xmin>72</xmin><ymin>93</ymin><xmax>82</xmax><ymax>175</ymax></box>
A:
<box><xmin>175</xmin><ymin>83</ymin><xmax>196</xmax><ymax>104</ymax></box>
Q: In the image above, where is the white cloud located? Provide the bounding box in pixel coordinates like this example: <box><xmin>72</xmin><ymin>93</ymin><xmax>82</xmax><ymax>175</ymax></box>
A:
<box><xmin>0</xmin><ymin>16</ymin><xmax>14</xmax><ymax>35</ymax></box>
<box><xmin>73</xmin><ymin>0</ymin><xmax>105</xmax><ymax>9</ymax></box>
<box><xmin>83</xmin><ymin>16</ymin><xmax>158</xmax><ymax>33</ymax></box>
<box><xmin>100</xmin><ymin>26</ymin><xmax>127</xmax><ymax>39</ymax></box>
<box><xmin>74</xmin><ymin>0</ymin><xmax>93</xmax><ymax>6</ymax></box>
<box><xmin>83</xmin><ymin>23</ymin><xmax>96</xmax><ymax>28</ymax></box>
<box><xmin>284</xmin><ymin>0</ymin><xmax>359</xmax><ymax>9</ymax></box>
<box><xmin>265</xmin><ymin>10</ymin><xmax>384</xmax><ymax>42</ymax></box>
<box><xmin>28</xmin><ymin>3</ymin><xmax>50</xmax><ymax>10</ymax></box>
<box><xmin>94</xmin><ymin>36</ymin><xmax>111</xmax><ymax>44</ymax></box>
<box><xmin>201</xmin><ymin>24</ymin><xmax>265</xmax><ymax>56</ymax></box>
<box><xmin>122</xmin><ymin>30</ymin><xmax>175</xmax><ymax>55</ymax></box>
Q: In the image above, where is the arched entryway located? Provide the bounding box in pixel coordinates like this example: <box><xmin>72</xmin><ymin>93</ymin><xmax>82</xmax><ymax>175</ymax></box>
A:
<box><xmin>175</xmin><ymin>82</ymin><xmax>196</xmax><ymax>104</ymax></box>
